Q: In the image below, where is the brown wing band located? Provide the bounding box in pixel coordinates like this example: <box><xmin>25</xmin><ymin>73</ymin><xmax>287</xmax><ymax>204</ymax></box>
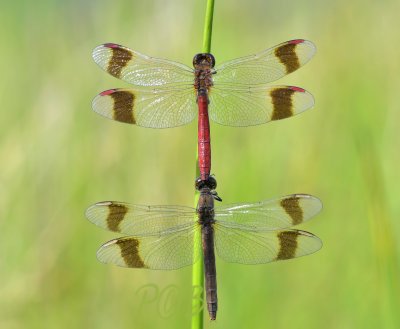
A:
<box><xmin>276</xmin><ymin>231</ymin><xmax>299</xmax><ymax>260</ymax></box>
<box><xmin>274</xmin><ymin>43</ymin><xmax>300</xmax><ymax>74</ymax></box>
<box><xmin>116</xmin><ymin>238</ymin><xmax>148</xmax><ymax>268</ymax></box>
<box><xmin>107</xmin><ymin>47</ymin><xmax>133</xmax><ymax>78</ymax></box>
<box><xmin>109</xmin><ymin>91</ymin><xmax>136</xmax><ymax>124</ymax></box>
<box><xmin>280</xmin><ymin>196</ymin><xmax>303</xmax><ymax>225</ymax></box>
<box><xmin>106</xmin><ymin>203</ymin><xmax>129</xmax><ymax>232</ymax></box>
<box><xmin>270</xmin><ymin>88</ymin><xmax>296</xmax><ymax>120</ymax></box>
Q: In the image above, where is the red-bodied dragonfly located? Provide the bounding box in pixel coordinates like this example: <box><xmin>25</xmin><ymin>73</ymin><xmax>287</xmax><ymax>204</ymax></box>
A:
<box><xmin>85</xmin><ymin>177</ymin><xmax>322</xmax><ymax>320</ymax></box>
<box><xmin>91</xmin><ymin>40</ymin><xmax>316</xmax><ymax>181</ymax></box>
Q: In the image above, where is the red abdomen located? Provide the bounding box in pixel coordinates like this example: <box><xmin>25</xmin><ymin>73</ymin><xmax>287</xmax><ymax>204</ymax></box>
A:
<box><xmin>198</xmin><ymin>94</ymin><xmax>211</xmax><ymax>181</ymax></box>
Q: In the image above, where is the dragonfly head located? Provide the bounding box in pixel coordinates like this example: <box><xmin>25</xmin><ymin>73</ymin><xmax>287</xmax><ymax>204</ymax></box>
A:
<box><xmin>195</xmin><ymin>176</ymin><xmax>217</xmax><ymax>191</ymax></box>
<box><xmin>195</xmin><ymin>177</ymin><xmax>222</xmax><ymax>202</ymax></box>
<box><xmin>193</xmin><ymin>53</ymin><xmax>215</xmax><ymax>68</ymax></box>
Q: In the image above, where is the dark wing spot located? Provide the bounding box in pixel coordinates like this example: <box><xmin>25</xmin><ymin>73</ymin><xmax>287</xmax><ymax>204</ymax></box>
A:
<box><xmin>116</xmin><ymin>238</ymin><xmax>148</xmax><ymax>268</ymax></box>
<box><xmin>107</xmin><ymin>47</ymin><xmax>133</xmax><ymax>78</ymax></box>
<box><xmin>280</xmin><ymin>196</ymin><xmax>303</xmax><ymax>225</ymax></box>
<box><xmin>274</xmin><ymin>43</ymin><xmax>300</xmax><ymax>74</ymax></box>
<box><xmin>109</xmin><ymin>91</ymin><xmax>136</xmax><ymax>124</ymax></box>
<box><xmin>270</xmin><ymin>88</ymin><xmax>296</xmax><ymax>120</ymax></box>
<box><xmin>106</xmin><ymin>203</ymin><xmax>129</xmax><ymax>232</ymax></box>
<box><xmin>276</xmin><ymin>231</ymin><xmax>300</xmax><ymax>260</ymax></box>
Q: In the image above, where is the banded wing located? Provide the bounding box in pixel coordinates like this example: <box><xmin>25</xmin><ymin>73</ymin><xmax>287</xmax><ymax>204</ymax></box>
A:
<box><xmin>213</xmin><ymin>39</ymin><xmax>316</xmax><ymax>85</ymax></box>
<box><xmin>209</xmin><ymin>85</ymin><xmax>314</xmax><ymax>126</ymax></box>
<box><xmin>92</xmin><ymin>43</ymin><xmax>194</xmax><ymax>86</ymax></box>
<box><xmin>97</xmin><ymin>223</ymin><xmax>202</xmax><ymax>270</ymax></box>
<box><xmin>214</xmin><ymin>227</ymin><xmax>322</xmax><ymax>264</ymax></box>
<box><xmin>214</xmin><ymin>194</ymin><xmax>322</xmax><ymax>231</ymax></box>
<box><xmin>213</xmin><ymin>194</ymin><xmax>322</xmax><ymax>264</ymax></box>
<box><xmin>85</xmin><ymin>201</ymin><xmax>196</xmax><ymax>235</ymax></box>
<box><xmin>87</xmin><ymin>202</ymin><xmax>202</xmax><ymax>270</ymax></box>
<box><xmin>91</xmin><ymin>87</ymin><xmax>197</xmax><ymax>128</ymax></box>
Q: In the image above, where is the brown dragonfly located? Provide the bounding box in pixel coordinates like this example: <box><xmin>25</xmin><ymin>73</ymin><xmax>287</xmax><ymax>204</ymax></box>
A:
<box><xmin>85</xmin><ymin>177</ymin><xmax>322</xmax><ymax>320</ymax></box>
<box><xmin>91</xmin><ymin>40</ymin><xmax>316</xmax><ymax>181</ymax></box>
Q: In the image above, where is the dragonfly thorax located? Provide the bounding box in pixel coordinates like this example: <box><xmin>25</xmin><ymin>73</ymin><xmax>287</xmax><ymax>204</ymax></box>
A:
<box><xmin>193</xmin><ymin>53</ymin><xmax>215</xmax><ymax>96</ymax></box>
<box><xmin>196</xmin><ymin>192</ymin><xmax>215</xmax><ymax>226</ymax></box>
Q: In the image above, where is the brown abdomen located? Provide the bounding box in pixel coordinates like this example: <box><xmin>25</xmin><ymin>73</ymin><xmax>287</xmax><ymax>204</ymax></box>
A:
<box><xmin>202</xmin><ymin>225</ymin><xmax>217</xmax><ymax>320</ymax></box>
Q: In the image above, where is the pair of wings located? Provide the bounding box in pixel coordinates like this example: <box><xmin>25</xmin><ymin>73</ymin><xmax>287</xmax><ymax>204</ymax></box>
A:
<box><xmin>85</xmin><ymin>194</ymin><xmax>322</xmax><ymax>270</ymax></box>
<box><xmin>91</xmin><ymin>40</ymin><xmax>316</xmax><ymax>128</ymax></box>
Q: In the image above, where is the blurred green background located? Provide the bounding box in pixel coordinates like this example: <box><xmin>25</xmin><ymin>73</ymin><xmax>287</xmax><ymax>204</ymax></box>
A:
<box><xmin>1</xmin><ymin>0</ymin><xmax>399</xmax><ymax>328</ymax></box>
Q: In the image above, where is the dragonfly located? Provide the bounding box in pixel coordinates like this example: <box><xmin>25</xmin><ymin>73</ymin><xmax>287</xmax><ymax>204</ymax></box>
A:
<box><xmin>91</xmin><ymin>40</ymin><xmax>316</xmax><ymax>181</ymax></box>
<box><xmin>85</xmin><ymin>177</ymin><xmax>322</xmax><ymax>320</ymax></box>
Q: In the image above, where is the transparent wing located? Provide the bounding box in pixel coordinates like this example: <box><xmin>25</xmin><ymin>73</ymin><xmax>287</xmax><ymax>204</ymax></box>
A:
<box><xmin>91</xmin><ymin>87</ymin><xmax>197</xmax><ymax>128</ymax></box>
<box><xmin>97</xmin><ymin>223</ymin><xmax>202</xmax><ymax>270</ymax></box>
<box><xmin>92</xmin><ymin>43</ymin><xmax>194</xmax><ymax>87</ymax></box>
<box><xmin>214</xmin><ymin>227</ymin><xmax>322</xmax><ymax>265</ymax></box>
<box><xmin>86</xmin><ymin>201</ymin><xmax>196</xmax><ymax>235</ymax></box>
<box><xmin>214</xmin><ymin>194</ymin><xmax>322</xmax><ymax>231</ymax></box>
<box><xmin>213</xmin><ymin>39</ymin><xmax>315</xmax><ymax>85</ymax></box>
<box><xmin>208</xmin><ymin>85</ymin><xmax>314</xmax><ymax>126</ymax></box>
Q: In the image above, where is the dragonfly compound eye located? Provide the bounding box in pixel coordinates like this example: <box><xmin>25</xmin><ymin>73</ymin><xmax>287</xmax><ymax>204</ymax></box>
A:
<box><xmin>193</xmin><ymin>54</ymin><xmax>202</xmax><ymax>67</ymax></box>
<box><xmin>195</xmin><ymin>177</ymin><xmax>204</xmax><ymax>191</ymax></box>
<box><xmin>206</xmin><ymin>54</ymin><xmax>215</xmax><ymax>68</ymax></box>
<box><xmin>206</xmin><ymin>176</ymin><xmax>217</xmax><ymax>189</ymax></box>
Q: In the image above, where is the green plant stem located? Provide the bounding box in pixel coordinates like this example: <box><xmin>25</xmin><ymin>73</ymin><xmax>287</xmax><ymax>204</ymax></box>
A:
<box><xmin>192</xmin><ymin>1</ymin><xmax>215</xmax><ymax>328</ymax></box>
<box><xmin>191</xmin><ymin>165</ymin><xmax>203</xmax><ymax>329</ymax></box>
<box><xmin>202</xmin><ymin>0</ymin><xmax>215</xmax><ymax>53</ymax></box>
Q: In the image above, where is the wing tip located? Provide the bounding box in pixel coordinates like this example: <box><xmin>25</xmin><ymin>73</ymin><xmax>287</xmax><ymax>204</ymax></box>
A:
<box><xmin>297</xmin><ymin>229</ymin><xmax>323</xmax><ymax>251</ymax></box>
<box><xmin>92</xmin><ymin>43</ymin><xmax>118</xmax><ymax>57</ymax></box>
<box><xmin>85</xmin><ymin>201</ymin><xmax>115</xmax><ymax>220</ymax></box>
<box><xmin>283</xmin><ymin>193</ymin><xmax>323</xmax><ymax>218</ymax></box>
<box><xmin>289</xmin><ymin>86</ymin><xmax>315</xmax><ymax>110</ymax></box>
<box><xmin>287</xmin><ymin>39</ymin><xmax>316</xmax><ymax>60</ymax></box>
<box><xmin>92</xmin><ymin>43</ymin><xmax>126</xmax><ymax>64</ymax></box>
<box><xmin>96</xmin><ymin>239</ymin><xmax>118</xmax><ymax>264</ymax></box>
<box><xmin>85</xmin><ymin>204</ymin><xmax>102</xmax><ymax>224</ymax></box>
<box><xmin>296</xmin><ymin>193</ymin><xmax>323</xmax><ymax>213</ymax></box>
<box><xmin>271</xmin><ymin>85</ymin><xmax>315</xmax><ymax>113</ymax></box>
<box><xmin>84</xmin><ymin>204</ymin><xmax>97</xmax><ymax>220</ymax></box>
